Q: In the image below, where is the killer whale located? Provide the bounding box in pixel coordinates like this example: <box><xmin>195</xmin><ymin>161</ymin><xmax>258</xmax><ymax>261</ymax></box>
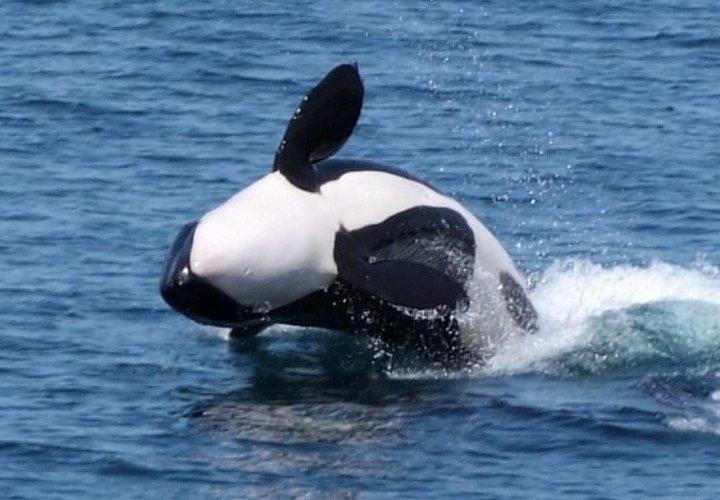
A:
<box><xmin>160</xmin><ymin>63</ymin><xmax>536</xmax><ymax>364</ymax></box>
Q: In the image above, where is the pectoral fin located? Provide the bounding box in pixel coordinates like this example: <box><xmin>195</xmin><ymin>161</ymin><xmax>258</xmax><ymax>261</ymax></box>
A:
<box><xmin>333</xmin><ymin>228</ymin><xmax>467</xmax><ymax>310</ymax></box>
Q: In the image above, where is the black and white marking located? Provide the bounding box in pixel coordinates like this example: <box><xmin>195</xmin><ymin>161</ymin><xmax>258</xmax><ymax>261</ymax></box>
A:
<box><xmin>160</xmin><ymin>64</ymin><xmax>537</xmax><ymax>364</ymax></box>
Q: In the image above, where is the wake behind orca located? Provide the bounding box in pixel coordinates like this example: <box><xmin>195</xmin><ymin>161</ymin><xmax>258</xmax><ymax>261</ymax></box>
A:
<box><xmin>160</xmin><ymin>64</ymin><xmax>536</xmax><ymax>366</ymax></box>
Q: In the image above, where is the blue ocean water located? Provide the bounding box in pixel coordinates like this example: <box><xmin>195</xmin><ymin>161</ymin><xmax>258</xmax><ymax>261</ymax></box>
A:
<box><xmin>2</xmin><ymin>0</ymin><xmax>720</xmax><ymax>497</ymax></box>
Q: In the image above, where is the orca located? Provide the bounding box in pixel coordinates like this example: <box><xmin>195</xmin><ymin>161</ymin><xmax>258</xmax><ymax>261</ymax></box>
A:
<box><xmin>160</xmin><ymin>63</ymin><xmax>537</xmax><ymax>365</ymax></box>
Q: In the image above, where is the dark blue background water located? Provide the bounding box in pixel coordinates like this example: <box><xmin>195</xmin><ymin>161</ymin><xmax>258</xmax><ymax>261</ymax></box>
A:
<box><xmin>3</xmin><ymin>1</ymin><xmax>720</xmax><ymax>497</ymax></box>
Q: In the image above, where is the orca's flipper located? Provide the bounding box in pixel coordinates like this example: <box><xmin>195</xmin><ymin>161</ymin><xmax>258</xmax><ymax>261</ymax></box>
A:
<box><xmin>333</xmin><ymin>206</ymin><xmax>476</xmax><ymax>310</ymax></box>
<box><xmin>273</xmin><ymin>64</ymin><xmax>364</xmax><ymax>191</ymax></box>
<box><xmin>499</xmin><ymin>272</ymin><xmax>538</xmax><ymax>331</ymax></box>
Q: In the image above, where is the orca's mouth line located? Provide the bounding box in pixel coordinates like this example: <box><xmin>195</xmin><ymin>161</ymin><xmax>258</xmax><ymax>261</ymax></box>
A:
<box><xmin>232</xmin><ymin>316</ymin><xmax>270</xmax><ymax>328</ymax></box>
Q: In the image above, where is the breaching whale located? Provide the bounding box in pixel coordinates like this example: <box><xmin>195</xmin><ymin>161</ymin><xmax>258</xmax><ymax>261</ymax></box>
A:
<box><xmin>160</xmin><ymin>63</ymin><xmax>536</xmax><ymax>365</ymax></box>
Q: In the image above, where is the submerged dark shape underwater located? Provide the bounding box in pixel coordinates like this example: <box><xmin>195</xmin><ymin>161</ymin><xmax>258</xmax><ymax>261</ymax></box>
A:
<box><xmin>160</xmin><ymin>64</ymin><xmax>537</xmax><ymax>365</ymax></box>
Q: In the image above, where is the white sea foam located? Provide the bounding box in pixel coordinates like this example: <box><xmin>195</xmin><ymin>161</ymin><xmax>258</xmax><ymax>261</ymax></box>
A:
<box><xmin>209</xmin><ymin>323</ymin><xmax>306</xmax><ymax>342</ymax></box>
<box><xmin>666</xmin><ymin>387</ymin><xmax>720</xmax><ymax>436</ymax></box>
<box><xmin>666</xmin><ymin>416</ymin><xmax>720</xmax><ymax>435</ymax></box>
<box><xmin>484</xmin><ymin>259</ymin><xmax>720</xmax><ymax>374</ymax></box>
<box><xmin>211</xmin><ymin>327</ymin><xmax>232</xmax><ymax>341</ymax></box>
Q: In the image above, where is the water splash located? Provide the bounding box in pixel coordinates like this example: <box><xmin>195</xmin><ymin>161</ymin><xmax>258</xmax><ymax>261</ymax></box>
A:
<box><xmin>641</xmin><ymin>367</ymin><xmax>720</xmax><ymax>436</ymax></box>
<box><xmin>486</xmin><ymin>259</ymin><xmax>720</xmax><ymax>375</ymax></box>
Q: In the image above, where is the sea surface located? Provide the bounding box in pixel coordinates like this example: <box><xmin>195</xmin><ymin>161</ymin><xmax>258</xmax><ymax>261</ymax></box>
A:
<box><xmin>2</xmin><ymin>0</ymin><xmax>720</xmax><ymax>498</ymax></box>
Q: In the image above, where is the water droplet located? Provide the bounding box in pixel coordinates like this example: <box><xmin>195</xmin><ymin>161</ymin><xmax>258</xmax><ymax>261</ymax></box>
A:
<box><xmin>177</xmin><ymin>266</ymin><xmax>190</xmax><ymax>285</ymax></box>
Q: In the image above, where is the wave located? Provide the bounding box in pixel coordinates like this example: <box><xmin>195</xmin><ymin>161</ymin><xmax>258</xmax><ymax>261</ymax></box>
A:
<box><xmin>642</xmin><ymin>367</ymin><xmax>720</xmax><ymax>437</ymax></box>
<box><xmin>473</xmin><ymin>259</ymin><xmax>720</xmax><ymax>437</ymax></box>
<box><xmin>486</xmin><ymin>259</ymin><xmax>720</xmax><ymax>375</ymax></box>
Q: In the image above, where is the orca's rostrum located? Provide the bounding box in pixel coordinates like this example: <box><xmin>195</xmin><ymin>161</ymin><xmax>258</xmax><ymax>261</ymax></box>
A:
<box><xmin>160</xmin><ymin>63</ymin><xmax>537</xmax><ymax>365</ymax></box>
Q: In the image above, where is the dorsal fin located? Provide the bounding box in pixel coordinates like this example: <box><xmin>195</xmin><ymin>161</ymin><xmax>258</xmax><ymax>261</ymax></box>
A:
<box><xmin>273</xmin><ymin>64</ymin><xmax>364</xmax><ymax>191</ymax></box>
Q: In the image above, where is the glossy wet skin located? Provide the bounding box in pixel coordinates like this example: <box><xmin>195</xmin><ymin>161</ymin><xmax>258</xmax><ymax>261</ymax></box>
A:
<box><xmin>159</xmin><ymin>65</ymin><xmax>533</xmax><ymax>340</ymax></box>
<box><xmin>160</xmin><ymin>221</ymin><xmax>262</xmax><ymax>327</ymax></box>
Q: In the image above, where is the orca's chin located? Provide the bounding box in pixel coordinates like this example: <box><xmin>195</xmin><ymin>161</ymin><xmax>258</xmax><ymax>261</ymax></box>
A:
<box><xmin>160</xmin><ymin>221</ymin><xmax>261</xmax><ymax>327</ymax></box>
